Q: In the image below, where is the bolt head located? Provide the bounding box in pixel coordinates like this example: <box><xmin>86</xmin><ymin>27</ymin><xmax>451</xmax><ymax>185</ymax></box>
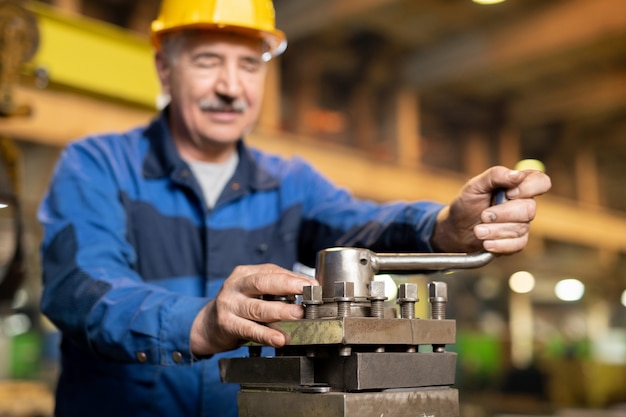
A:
<box><xmin>333</xmin><ymin>281</ymin><xmax>355</xmax><ymax>299</ymax></box>
<box><xmin>369</xmin><ymin>281</ymin><xmax>386</xmax><ymax>298</ymax></box>
<box><xmin>428</xmin><ymin>281</ymin><xmax>448</xmax><ymax>302</ymax></box>
<box><xmin>397</xmin><ymin>283</ymin><xmax>418</xmax><ymax>301</ymax></box>
<box><xmin>303</xmin><ymin>285</ymin><xmax>323</xmax><ymax>302</ymax></box>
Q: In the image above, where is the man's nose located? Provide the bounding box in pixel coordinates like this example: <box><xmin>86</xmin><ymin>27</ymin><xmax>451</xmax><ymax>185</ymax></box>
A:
<box><xmin>215</xmin><ymin>64</ymin><xmax>243</xmax><ymax>98</ymax></box>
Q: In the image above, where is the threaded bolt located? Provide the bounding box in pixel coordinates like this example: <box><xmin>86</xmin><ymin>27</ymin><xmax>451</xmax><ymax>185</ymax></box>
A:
<box><xmin>338</xmin><ymin>346</ymin><xmax>352</xmax><ymax>357</ymax></box>
<box><xmin>368</xmin><ymin>281</ymin><xmax>387</xmax><ymax>318</ymax></box>
<box><xmin>262</xmin><ymin>294</ymin><xmax>295</xmax><ymax>303</ymax></box>
<box><xmin>334</xmin><ymin>281</ymin><xmax>355</xmax><ymax>318</ymax></box>
<box><xmin>428</xmin><ymin>281</ymin><xmax>448</xmax><ymax>320</ymax></box>
<box><xmin>248</xmin><ymin>345</ymin><xmax>262</xmax><ymax>357</ymax></box>
<box><xmin>397</xmin><ymin>283</ymin><xmax>418</xmax><ymax>319</ymax></box>
<box><xmin>302</xmin><ymin>285</ymin><xmax>323</xmax><ymax>319</ymax></box>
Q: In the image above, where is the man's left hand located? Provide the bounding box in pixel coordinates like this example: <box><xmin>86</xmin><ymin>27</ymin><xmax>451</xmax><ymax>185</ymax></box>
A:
<box><xmin>431</xmin><ymin>166</ymin><xmax>552</xmax><ymax>254</ymax></box>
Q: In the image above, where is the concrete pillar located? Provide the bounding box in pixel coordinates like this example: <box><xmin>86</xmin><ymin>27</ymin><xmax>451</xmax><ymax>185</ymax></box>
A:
<box><xmin>351</xmin><ymin>85</ymin><xmax>376</xmax><ymax>148</ymax></box>
<box><xmin>464</xmin><ymin>131</ymin><xmax>489</xmax><ymax>175</ymax></box>
<box><xmin>258</xmin><ymin>59</ymin><xmax>282</xmax><ymax>132</ymax></box>
<box><xmin>575</xmin><ymin>145</ymin><xmax>600</xmax><ymax>206</ymax></box>
<box><xmin>395</xmin><ymin>89</ymin><xmax>421</xmax><ymax>167</ymax></box>
<box><xmin>498</xmin><ymin>127</ymin><xmax>521</xmax><ymax>169</ymax></box>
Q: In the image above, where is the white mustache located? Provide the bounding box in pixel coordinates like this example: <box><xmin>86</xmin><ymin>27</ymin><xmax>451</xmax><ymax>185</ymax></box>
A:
<box><xmin>198</xmin><ymin>97</ymin><xmax>248</xmax><ymax>113</ymax></box>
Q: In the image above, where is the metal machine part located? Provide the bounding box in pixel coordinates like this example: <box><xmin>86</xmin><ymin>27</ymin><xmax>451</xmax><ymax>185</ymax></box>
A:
<box><xmin>0</xmin><ymin>0</ymin><xmax>40</xmax><ymax>117</ymax></box>
<box><xmin>220</xmin><ymin>247</ymin><xmax>495</xmax><ymax>417</ymax></box>
<box><xmin>315</xmin><ymin>247</ymin><xmax>493</xmax><ymax>301</ymax></box>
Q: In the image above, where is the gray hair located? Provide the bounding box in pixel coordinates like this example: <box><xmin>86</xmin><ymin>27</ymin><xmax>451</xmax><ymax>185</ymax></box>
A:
<box><xmin>159</xmin><ymin>29</ymin><xmax>272</xmax><ymax>64</ymax></box>
<box><xmin>160</xmin><ymin>30</ymin><xmax>194</xmax><ymax>64</ymax></box>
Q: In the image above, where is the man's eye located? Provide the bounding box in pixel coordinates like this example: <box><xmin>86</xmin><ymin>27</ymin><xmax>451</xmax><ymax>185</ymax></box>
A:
<box><xmin>241</xmin><ymin>61</ymin><xmax>261</xmax><ymax>72</ymax></box>
<box><xmin>194</xmin><ymin>57</ymin><xmax>220</xmax><ymax>68</ymax></box>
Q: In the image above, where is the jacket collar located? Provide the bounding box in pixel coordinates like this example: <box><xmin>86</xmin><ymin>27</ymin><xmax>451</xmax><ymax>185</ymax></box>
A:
<box><xmin>141</xmin><ymin>109</ymin><xmax>279</xmax><ymax>194</ymax></box>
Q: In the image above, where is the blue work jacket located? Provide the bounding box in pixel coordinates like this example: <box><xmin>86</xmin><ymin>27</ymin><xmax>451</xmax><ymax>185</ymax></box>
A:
<box><xmin>38</xmin><ymin>111</ymin><xmax>444</xmax><ymax>417</ymax></box>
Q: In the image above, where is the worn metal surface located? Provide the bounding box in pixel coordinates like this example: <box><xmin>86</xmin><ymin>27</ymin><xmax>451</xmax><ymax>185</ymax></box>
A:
<box><xmin>220</xmin><ymin>352</ymin><xmax>456</xmax><ymax>391</ymax></box>
<box><xmin>266</xmin><ymin>317</ymin><xmax>455</xmax><ymax>345</ymax></box>
<box><xmin>237</xmin><ymin>387</ymin><xmax>460</xmax><ymax>417</ymax></box>
<box><xmin>219</xmin><ymin>356</ymin><xmax>314</xmax><ymax>386</ymax></box>
<box><xmin>342</xmin><ymin>352</ymin><xmax>456</xmax><ymax>391</ymax></box>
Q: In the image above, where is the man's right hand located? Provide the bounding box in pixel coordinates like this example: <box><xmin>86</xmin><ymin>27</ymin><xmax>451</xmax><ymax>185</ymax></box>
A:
<box><xmin>190</xmin><ymin>264</ymin><xmax>316</xmax><ymax>356</ymax></box>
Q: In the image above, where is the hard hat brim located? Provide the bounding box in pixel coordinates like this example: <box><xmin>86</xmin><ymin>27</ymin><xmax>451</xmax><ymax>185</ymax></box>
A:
<box><xmin>151</xmin><ymin>22</ymin><xmax>287</xmax><ymax>59</ymax></box>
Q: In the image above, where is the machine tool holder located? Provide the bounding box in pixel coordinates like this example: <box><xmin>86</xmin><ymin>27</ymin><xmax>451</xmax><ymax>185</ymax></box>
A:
<box><xmin>219</xmin><ymin>246</ymin><xmax>498</xmax><ymax>417</ymax></box>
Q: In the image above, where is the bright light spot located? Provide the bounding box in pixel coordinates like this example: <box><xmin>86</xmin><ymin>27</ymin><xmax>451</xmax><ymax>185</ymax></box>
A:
<box><xmin>509</xmin><ymin>271</ymin><xmax>535</xmax><ymax>294</ymax></box>
<box><xmin>0</xmin><ymin>203</ymin><xmax>8</xmax><ymax>209</ymax></box>
<box><xmin>3</xmin><ymin>314</ymin><xmax>32</xmax><ymax>337</ymax></box>
<box><xmin>555</xmin><ymin>279</ymin><xmax>585</xmax><ymax>301</ymax></box>
<box><xmin>374</xmin><ymin>274</ymin><xmax>397</xmax><ymax>302</ymax></box>
<box><xmin>11</xmin><ymin>288</ymin><xmax>28</xmax><ymax>309</ymax></box>
<box><xmin>472</xmin><ymin>0</ymin><xmax>506</xmax><ymax>4</ymax></box>
<box><xmin>621</xmin><ymin>290</ymin><xmax>626</xmax><ymax>308</ymax></box>
<box><xmin>515</xmin><ymin>159</ymin><xmax>546</xmax><ymax>173</ymax></box>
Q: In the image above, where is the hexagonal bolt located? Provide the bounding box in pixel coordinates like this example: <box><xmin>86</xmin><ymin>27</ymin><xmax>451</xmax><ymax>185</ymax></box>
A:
<box><xmin>334</xmin><ymin>281</ymin><xmax>355</xmax><ymax>318</ymax></box>
<box><xmin>396</xmin><ymin>283</ymin><xmax>418</xmax><ymax>319</ymax></box>
<box><xmin>368</xmin><ymin>281</ymin><xmax>387</xmax><ymax>318</ymax></box>
<box><xmin>302</xmin><ymin>285</ymin><xmax>323</xmax><ymax>319</ymax></box>
<box><xmin>428</xmin><ymin>281</ymin><xmax>448</xmax><ymax>320</ymax></box>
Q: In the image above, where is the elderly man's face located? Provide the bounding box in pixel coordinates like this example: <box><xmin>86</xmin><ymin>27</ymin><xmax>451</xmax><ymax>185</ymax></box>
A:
<box><xmin>156</xmin><ymin>31</ymin><xmax>267</xmax><ymax>161</ymax></box>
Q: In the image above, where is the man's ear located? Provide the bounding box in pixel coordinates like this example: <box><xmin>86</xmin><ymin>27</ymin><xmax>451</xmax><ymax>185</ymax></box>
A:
<box><xmin>155</xmin><ymin>51</ymin><xmax>171</xmax><ymax>95</ymax></box>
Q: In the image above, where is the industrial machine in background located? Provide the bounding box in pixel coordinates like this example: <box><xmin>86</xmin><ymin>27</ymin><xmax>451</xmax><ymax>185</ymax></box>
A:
<box><xmin>0</xmin><ymin>0</ymin><xmax>40</xmax><ymax>118</ymax></box>
<box><xmin>0</xmin><ymin>0</ymin><xmax>35</xmax><ymax>303</ymax></box>
<box><xmin>220</xmin><ymin>247</ymin><xmax>498</xmax><ymax>417</ymax></box>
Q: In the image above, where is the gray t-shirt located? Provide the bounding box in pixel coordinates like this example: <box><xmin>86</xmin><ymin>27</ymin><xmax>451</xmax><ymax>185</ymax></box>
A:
<box><xmin>186</xmin><ymin>152</ymin><xmax>239</xmax><ymax>209</ymax></box>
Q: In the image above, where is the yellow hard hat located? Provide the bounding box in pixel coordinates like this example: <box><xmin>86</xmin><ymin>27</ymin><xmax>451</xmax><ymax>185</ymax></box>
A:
<box><xmin>150</xmin><ymin>0</ymin><xmax>287</xmax><ymax>59</ymax></box>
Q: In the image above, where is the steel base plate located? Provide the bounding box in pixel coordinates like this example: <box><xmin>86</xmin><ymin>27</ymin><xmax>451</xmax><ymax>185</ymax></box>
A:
<box><xmin>237</xmin><ymin>387</ymin><xmax>459</xmax><ymax>417</ymax></box>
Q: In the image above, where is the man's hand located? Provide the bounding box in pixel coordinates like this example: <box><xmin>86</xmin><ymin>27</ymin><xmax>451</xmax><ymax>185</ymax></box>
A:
<box><xmin>191</xmin><ymin>264</ymin><xmax>316</xmax><ymax>356</ymax></box>
<box><xmin>431</xmin><ymin>166</ymin><xmax>551</xmax><ymax>254</ymax></box>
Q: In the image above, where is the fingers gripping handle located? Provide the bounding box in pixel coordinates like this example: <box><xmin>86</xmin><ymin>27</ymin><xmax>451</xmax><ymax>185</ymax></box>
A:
<box><xmin>372</xmin><ymin>185</ymin><xmax>509</xmax><ymax>272</ymax></box>
<box><xmin>313</xmin><ymin>176</ymin><xmax>520</xmax><ymax>297</ymax></box>
<box><xmin>491</xmin><ymin>188</ymin><xmax>508</xmax><ymax>206</ymax></box>
<box><xmin>314</xmin><ymin>164</ymin><xmax>541</xmax><ymax>297</ymax></box>
<box><xmin>492</xmin><ymin>159</ymin><xmax>545</xmax><ymax>205</ymax></box>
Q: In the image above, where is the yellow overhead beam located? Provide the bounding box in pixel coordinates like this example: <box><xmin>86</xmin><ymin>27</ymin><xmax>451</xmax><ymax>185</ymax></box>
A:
<box><xmin>3</xmin><ymin>85</ymin><xmax>155</xmax><ymax>145</ymax></box>
<box><xmin>25</xmin><ymin>1</ymin><xmax>159</xmax><ymax>108</ymax></box>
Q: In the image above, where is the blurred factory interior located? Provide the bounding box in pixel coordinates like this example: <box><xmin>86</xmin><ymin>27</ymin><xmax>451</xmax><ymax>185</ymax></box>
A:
<box><xmin>0</xmin><ymin>0</ymin><xmax>625</xmax><ymax>415</ymax></box>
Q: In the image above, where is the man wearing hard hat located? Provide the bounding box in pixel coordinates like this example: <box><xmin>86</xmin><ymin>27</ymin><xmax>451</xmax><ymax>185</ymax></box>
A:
<box><xmin>38</xmin><ymin>0</ymin><xmax>551</xmax><ymax>416</ymax></box>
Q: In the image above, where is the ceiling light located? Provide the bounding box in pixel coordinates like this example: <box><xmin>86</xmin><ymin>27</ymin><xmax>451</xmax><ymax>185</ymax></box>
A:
<box><xmin>472</xmin><ymin>0</ymin><xmax>506</xmax><ymax>4</ymax></box>
<box><xmin>509</xmin><ymin>271</ymin><xmax>535</xmax><ymax>294</ymax></box>
<box><xmin>555</xmin><ymin>279</ymin><xmax>585</xmax><ymax>302</ymax></box>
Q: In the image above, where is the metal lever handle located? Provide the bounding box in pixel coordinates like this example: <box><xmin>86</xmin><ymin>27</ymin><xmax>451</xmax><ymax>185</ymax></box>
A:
<box><xmin>372</xmin><ymin>187</ymin><xmax>507</xmax><ymax>271</ymax></box>
<box><xmin>372</xmin><ymin>250</ymin><xmax>494</xmax><ymax>272</ymax></box>
<box><xmin>315</xmin><ymin>247</ymin><xmax>495</xmax><ymax>299</ymax></box>
<box><xmin>314</xmin><ymin>188</ymin><xmax>508</xmax><ymax>299</ymax></box>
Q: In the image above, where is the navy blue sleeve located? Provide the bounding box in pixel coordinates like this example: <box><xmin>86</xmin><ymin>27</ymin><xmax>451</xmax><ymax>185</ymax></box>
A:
<box><xmin>38</xmin><ymin>139</ymin><xmax>207</xmax><ymax>366</ymax></box>
<box><xmin>287</xmin><ymin>158</ymin><xmax>445</xmax><ymax>267</ymax></box>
